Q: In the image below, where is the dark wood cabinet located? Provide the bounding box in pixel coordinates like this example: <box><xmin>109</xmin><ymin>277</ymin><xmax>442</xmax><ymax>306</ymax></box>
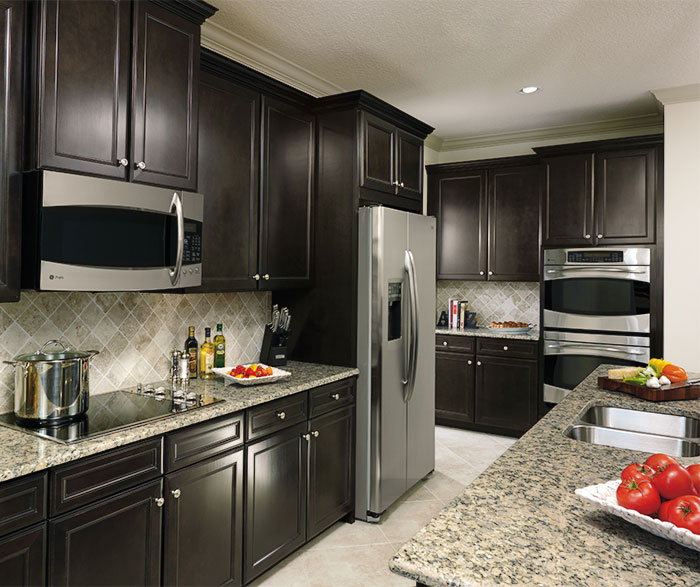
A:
<box><xmin>260</xmin><ymin>97</ymin><xmax>314</xmax><ymax>289</ymax></box>
<box><xmin>474</xmin><ymin>355</ymin><xmax>538</xmax><ymax>433</ymax></box>
<box><xmin>31</xmin><ymin>0</ymin><xmax>214</xmax><ymax>190</ymax></box>
<box><xmin>163</xmin><ymin>450</ymin><xmax>243</xmax><ymax>587</ymax></box>
<box><xmin>48</xmin><ymin>479</ymin><xmax>163</xmax><ymax>587</ymax></box>
<box><xmin>0</xmin><ymin>524</ymin><xmax>46</xmax><ymax>587</ymax></box>
<box><xmin>196</xmin><ymin>72</ymin><xmax>259</xmax><ymax>292</ymax></box>
<box><xmin>427</xmin><ymin>158</ymin><xmax>540</xmax><ymax>282</ymax></box>
<box><xmin>244</xmin><ymin>422</ymin><xmax>307</xmax><ymax>583</ymax></box>
<box><xmin>131</xmin><ymin>1</ymin><xmax>200</xmax><ymax>190</ymax></box>
<box><xmin>307</xmin><ymin>405</ymin><xmax>354</xmax><ymax>539</ymax></box>
<box><xmin>396</xmin><ymin>129</ymin><xmax>424</xmax><ymax>201</ymax></box>
<box><xmin>536</xmin><ymin>137</ymin><xmax>662</xmax><ymax>246</ymax></box>
<box><xmin>435</xmin><ymin>350</ymin><xmax>475</xmax><ymax>425</ymax></box>
<box><xmin>0</xmin><ymin>0</ymin><xmax>24</xmax><ymax>302</ymax></box>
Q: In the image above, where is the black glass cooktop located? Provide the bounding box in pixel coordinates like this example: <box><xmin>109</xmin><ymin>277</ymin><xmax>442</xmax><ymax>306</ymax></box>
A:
<box><xmin>0</xmin><ymin>387</ymin><xmax>223</xmax><ymax>444</ymax></box>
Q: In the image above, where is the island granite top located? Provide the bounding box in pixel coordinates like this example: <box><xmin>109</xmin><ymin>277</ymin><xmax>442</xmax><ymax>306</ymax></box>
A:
<box><xmin>391</xmin><ymin>365</ymin><xmax>700</xmax><ymax>586</ymax></box>
<box><xmin>0</xmin><ymin>361</ymin><xmax>358</xmax><ymax>483</ymax></box>
<box><xmin>435</xmin><ymin>326</ymin><xmax>540</xmax><ymax>341</ymax></box>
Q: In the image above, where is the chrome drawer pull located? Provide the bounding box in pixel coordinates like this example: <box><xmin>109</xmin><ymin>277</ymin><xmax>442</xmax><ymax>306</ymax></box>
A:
<box><xmin>331</xmin><ymin>393</ymin><xmax>340</xmax><ymax>400</ymax></box>
<box><xmin>276</xmin><ymin>411</ymin><xmax>286</xmax><ymax>420</ymax></box>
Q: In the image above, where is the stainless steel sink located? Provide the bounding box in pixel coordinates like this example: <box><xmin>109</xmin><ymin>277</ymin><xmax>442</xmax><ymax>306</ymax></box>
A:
<box><xmin>566</xmin><ymin>424</ymin><xmax>700</xmax><ymax>457</ymax></box>
<box><xmin>565</xmin><ymin>405</ymin><xmax>700</xmax><ymax>456</ymax></box>
<box><xmin>579</xmin><ymin>406</ymin><xmax>700</xmax><ymax>438</ymax></box>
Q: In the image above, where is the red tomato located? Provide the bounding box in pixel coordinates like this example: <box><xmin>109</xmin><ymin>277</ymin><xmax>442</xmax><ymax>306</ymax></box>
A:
<box><xmin>662</xmin><ymin>364</ymin><xmax>687</xmax><ymax>383</ymax></box>
<box><xmin>666</xmin><ymin>495</ymin><xmax>700</xmax><ymax>534</ymax></box>
<box><xmin>644</xmin><ymin>453</ymin><xmax>679</xmax><ymax>474</ymax></box>
<box><xmin>616</xmin><ymin>479</ymin><xmax>661</xmax><ymax>516</ymax></box>
<box><xmin>658</xmin><ymin>500</ymin><xmax>673</xmax><ymax>522</ymax></box>
<box><xmin>652</xmin><ymin>464</ymin><xmax>695</xmax><ymax>500</ymax></box>
<box><xmin>687</xmin><ymin>464</ymin><xmax>700</xmax><ymax>494</ymax></box>
<box><xmin>621</xmin><ymin>463</ymin><xmax>654</xmax><ymax>484</ymax></box>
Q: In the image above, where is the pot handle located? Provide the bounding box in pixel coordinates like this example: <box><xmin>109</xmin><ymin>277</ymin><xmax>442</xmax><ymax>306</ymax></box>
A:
<box><xmin>37</xmin><ymin>339</ymin><xmax>70</xmax><ymax>354</ymax></box>
<box><xmin>85</xmin><ymin>350</ymin><xmax>100</xmax><ymax>359</ymax></box>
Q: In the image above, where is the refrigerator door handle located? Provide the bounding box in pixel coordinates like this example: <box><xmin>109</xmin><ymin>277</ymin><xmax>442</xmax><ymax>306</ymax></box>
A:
<box><xmin>405</xmin><ymin>249</ymin><xmax>420</xmax><ymax>403</ymax></box>
<box><xmin>402</xmin><ymin>250</ymin><xmax>412</xmax><ymax>388</ymax></box>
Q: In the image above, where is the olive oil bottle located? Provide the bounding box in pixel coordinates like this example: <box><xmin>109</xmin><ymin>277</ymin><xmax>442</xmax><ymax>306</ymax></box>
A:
<box><xmin>200</xmin><ymin>328</ymin><xmax>214</xmax><ymax>379</ymax></box>
<box><xmin>214</xmin><ymin>323</ymin><xmax>226</xmax><ymax>368</ymax></box>
<box><xmin>184</xmin><ymin>326</ymin><xmax>198</xmax><ymax>379</ymax></box>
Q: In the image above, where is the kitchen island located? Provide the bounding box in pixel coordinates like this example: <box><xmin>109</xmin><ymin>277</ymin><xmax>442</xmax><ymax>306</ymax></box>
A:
<box><xmin>391</xmin><ymin>365</ymin><xmax>700</xmax><ymax>585</ymax></box>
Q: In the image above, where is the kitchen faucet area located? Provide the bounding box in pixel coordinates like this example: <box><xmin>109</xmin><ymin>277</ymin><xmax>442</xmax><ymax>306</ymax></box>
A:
<box><xmin>0</xmin><ymin>1</ymin><xmax>698</xmax><ymax>586</ymax></box>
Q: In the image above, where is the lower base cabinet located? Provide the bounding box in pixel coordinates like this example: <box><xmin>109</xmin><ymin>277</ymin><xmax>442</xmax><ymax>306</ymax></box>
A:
<box><xmin>48</xmin><ymin>480</ymin><xmax>163</xmax><ymax>586</ymax></box>
<box><xmin>0</xmin><ymin>524</ymin><xmax>46</xmax><ymax>587</ymax></box>
<box><xmin>164</xmin><ymin>450</ymin><xmax>244</xmax><ymax>587</ymax></box>
<box><xmin>435</xmin><ymin>351</ymin><xmax>475</xmax><ymax>424</ymax></box>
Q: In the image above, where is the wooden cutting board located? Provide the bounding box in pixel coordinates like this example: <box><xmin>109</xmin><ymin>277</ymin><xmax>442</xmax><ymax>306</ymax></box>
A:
<box><xmin>598</xmin><ymin>377</ymin><xmax>700</xmax><ymax>401</ymax></box>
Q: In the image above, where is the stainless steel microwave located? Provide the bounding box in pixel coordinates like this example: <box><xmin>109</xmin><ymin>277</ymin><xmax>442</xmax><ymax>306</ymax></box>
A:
<box><xmin>23</xmin><ymin>171</ymin><xmax>203</xmax><ymax>291</ymax></box>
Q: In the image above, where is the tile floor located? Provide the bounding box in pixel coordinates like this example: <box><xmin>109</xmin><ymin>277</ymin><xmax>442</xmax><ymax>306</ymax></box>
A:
<box><xmin>251</xmin><ymin>425</ymin><xmax>517</xmax><ymax>587</ymax></box>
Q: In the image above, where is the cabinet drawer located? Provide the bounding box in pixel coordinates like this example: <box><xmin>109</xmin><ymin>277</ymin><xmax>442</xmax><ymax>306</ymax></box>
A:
<box><xmin>50</xmin><ymin>438</ymin><xmax>162</xmax><ymax>516</ymax></box>
<box><xmin>476</xmin><ymin>338</ymin><xmax>538</xmax><ymax>359</ymax></box>
<box><xmin>0</xmin><ymin>473</ymin><xmax>47</xmax><ymax>538</ymax></box>
<box><xmin>309</xmin><ymin>379</ymin><xmax>356</xmax><ymax>418</ymax></box>
<box><xmin>165</xmin><ymin>412</ymin><xmax>244</xmax><ymax>473</ymax></box>
<box><xmin>246</xmin><ymin>393</ymin><xmax>308</xmax><ymax>442</ymax></box>
<box><xmin>436</xmin><ymin>334</ymin><xmax>475</xmax><ymax>354</ymax></box>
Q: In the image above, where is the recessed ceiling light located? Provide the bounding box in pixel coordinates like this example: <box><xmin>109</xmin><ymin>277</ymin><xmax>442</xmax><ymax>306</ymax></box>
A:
<box><xmin>519</xmin><ymin>86</ymin><xmax>540</xmax><ymax>94</ymax></box>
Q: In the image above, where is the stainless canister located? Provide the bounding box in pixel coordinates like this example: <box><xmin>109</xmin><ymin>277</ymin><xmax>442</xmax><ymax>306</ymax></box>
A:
<box><xmin>4</xmin><ymin>340</ymin><xmax>100</xmax><ymax>424</ymax></box>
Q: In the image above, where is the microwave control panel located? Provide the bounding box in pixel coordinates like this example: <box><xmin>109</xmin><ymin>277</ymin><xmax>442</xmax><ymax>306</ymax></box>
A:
<box><xmin>183</xmin><ymin>222</ymin><xmax>202</xmax><ymax>265</ymax></box>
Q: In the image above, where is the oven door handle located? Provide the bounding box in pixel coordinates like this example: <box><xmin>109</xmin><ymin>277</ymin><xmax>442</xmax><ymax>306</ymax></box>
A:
<box><xmin>546</xmin><ymin>342</ymin><xmax>647</xmax><ymax>355</ymax></box>
<box><xmin>168</xmin><ymin>192</ymin><xmax>184</xmax><ymax>286</ymax></box>
<box><xmin>546</xmin><ymin>267</ymin><xmax>648</xmax><ymax>274</ymax></box>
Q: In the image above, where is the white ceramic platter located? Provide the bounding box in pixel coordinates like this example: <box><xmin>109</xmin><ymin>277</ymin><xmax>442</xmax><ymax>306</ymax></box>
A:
<box><xmin>212</xmin><ymin>364</ymin><xmax>291</xmax><ymax>386</ymax></box>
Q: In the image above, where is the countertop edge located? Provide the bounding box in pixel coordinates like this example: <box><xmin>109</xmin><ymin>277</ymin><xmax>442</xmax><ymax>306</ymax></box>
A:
<box><xmin>435</xmin><ymin>327</ymin><xmax>540</xmax><ymax>341</ymax></box>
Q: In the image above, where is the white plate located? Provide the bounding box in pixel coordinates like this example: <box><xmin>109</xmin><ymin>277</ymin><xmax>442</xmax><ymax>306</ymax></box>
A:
<box><xmin>212</xmin><ymin>364</ymin><xmax>291</xmax><ymax>386</ymax></box>
<box><xmin>485</xmin><ymin>324</ymin><xmax>535</xmax><ymax>334</ymax></box>
<box><xmin>575</xmin><ymin>479</ymin><xmax>700</xmax><ymax>551</ymax></box>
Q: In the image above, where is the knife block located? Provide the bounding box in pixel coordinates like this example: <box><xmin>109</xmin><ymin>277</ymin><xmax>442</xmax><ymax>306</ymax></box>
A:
<box><xmin>259</xmin><ymin>325</ymin><xmax>289</xmax><ymax>367</ymax></box>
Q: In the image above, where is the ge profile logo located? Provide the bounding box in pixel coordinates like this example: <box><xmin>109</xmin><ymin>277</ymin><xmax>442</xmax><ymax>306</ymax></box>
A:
<box><xmin>49</xmin><ymin>274</ymin><xmax>64</xmax><ymax>280</ymax></box>
<box><xmin>49</xmin><ymin>275</ymin><xmax>54</xmax><ymax>280</ymax></box>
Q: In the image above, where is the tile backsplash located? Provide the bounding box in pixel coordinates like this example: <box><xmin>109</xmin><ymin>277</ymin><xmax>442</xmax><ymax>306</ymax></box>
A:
<box><xmin>436</xmin><ymin>281</ymin><xmax>540</xmax><ymax>326</ymax></box>
<box><xmin>0</xmin><ymin>291</ymin><xmax>270</xmax><ymax>413</ymax></box>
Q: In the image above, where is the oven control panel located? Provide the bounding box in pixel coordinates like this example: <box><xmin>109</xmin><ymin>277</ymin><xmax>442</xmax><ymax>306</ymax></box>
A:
<box><xmin>567</xmin><ymin>250</ymin><xmax>623</xmax><ymax>263</ymax></box>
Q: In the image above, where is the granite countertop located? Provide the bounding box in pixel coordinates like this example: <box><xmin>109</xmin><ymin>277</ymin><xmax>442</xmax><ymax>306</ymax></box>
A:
<box><xmin>391</xmin><ymin>365</ymin><xmax>700</xmax><ymax>585</ymax></box>
<box><xmin>0</xmin><ymin>361</ymin><xmax>358</xmax><ymax>483</ymax></box>
<box><xmin>435</xmin><ymin>326</ymin><xmax>540</xmax><ymax>341</ymax></box>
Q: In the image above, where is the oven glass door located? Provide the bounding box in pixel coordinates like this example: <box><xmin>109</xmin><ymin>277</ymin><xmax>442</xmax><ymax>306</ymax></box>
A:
<box><xmin>41</xmin><ymin>206</ymin><xmax>178</xmax><ymax>268</ymax></box>
<box><xmin>544</xmin><ymin>278</ymin><xmax>650</xmax><ymax>316</ymax></box>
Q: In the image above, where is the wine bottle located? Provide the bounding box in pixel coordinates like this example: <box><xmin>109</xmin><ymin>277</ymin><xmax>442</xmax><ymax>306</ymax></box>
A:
<box><xmin>214</xmin><ymin>323</ymin><xmax>226</xmax><ymax>368</ymax></box>
<box><xmin>184</xmin><ymin>326</ymin><xmax>198</xmax><ymax>379</ymax></box>
<box><xmin>200</xmin><ymin>328</ymin><xmax>214</xmax><ymax>380</ymax></box>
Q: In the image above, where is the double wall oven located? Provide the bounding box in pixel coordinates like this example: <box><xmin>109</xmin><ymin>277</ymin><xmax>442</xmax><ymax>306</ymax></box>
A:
<box><xmin>543</xmin><ymin>247</ymin><xmax>651</xmax><ymax>404</ymax></box>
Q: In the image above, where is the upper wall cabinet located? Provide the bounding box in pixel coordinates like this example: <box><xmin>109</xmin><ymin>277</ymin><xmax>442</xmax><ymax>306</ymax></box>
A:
<box><xmin>535</xmin><ymin>136</ymin><xmax>662</xmax><ymax>247</ymax></box>
<box><xmin>0</xmin><ymin>0</ymin><xmax>24</xmax><ymax>303</ymax></box>
<box><xmin>427</xmin><ymin>158</ymin><xmax>541</xmax><ymax>282</ymax></box>
<box><xmin>30</xmin><ymin>0</ymin><xmax>216</xmax><ymax>190</ymax></box>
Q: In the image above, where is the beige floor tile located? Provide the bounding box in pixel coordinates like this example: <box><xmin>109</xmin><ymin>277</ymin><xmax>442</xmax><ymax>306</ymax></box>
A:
<box><xmin>377</xmin><ymin>499</ymin><xmax>446</xmax><ymax>543</ymax></box>
<box><xmin>400</xmin><ymin>481</ymin><xmax>436</xmax><ymax>502</ymax></box>
<box><xmin>307</xmin><ymin>519</ymin><xmax>388</xmax><ymax>550</ymax></box>
<box><xmin>422</xmin><ymin>467</ymin><xmax>477</xmax><ymax>501</ymax></box>
<box><xmin>303</xmin><ymin>543</ymin><xmax>399</xmax><ymax>582</ymax></box>
<box><xmin>249</xmin><ymin>547</ymin><xmax>310</xmax><ymax>586</ymax></box>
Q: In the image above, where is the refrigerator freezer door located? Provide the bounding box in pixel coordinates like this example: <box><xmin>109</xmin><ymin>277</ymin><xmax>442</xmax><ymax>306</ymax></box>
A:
<box><xmin>406</xmin><ymin>213</ymin><xmax>436</xmax><ymax>487</ymax></box>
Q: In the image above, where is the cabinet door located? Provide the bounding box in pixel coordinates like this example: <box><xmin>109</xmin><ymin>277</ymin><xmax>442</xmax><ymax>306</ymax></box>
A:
<box><xmin>131</xmin><ymin>1</ymin><xmax>199</xmax><ymax>190</ymax></box>
<box><xmin>48</xmin><ymin>479</ymin><xmax>162</xmax><ymax>587</ymax></box>
<box><xmin>195</xmin><ymin>73</ymin><xmax>259</xmax><ymax>292</ymax></box>
<box><xmin>164</xmin><ymin>450</ymin><xmax>243</xmax><ymax>587</ymax></box>
<box><xmin>594</xmin><ymin>148</ymin><xmax>656</xmax><ymax>245</ymax></box>
<box><xmin>475</xmin><ymin>356</ymin><xmax>537</xmax><ymax>433</ymax></box>
<box><xmin>360</xmin><ymin>113</ymin><xmax>395</xmax><ymax>194</ymax></box>
<box><xmin>429</xmin><ymin>171</ymin><xmax>487</xmax><ymax>280</ymax></box>
<box><xmin>541</xmin><ymin>154</ymin><xmax>594</xmax><ymax>246</ymax></box>
<box><xmin>307</xmin><ymin>406</ymin><xmax>354</xmax><ymax>539</ymax></box>
<box><xmin>260</xmin><ymin>97</ymin><xmax>314</xmax><ymax>289</ymax></box>
<box><xmin>244</xmin><ymin>422</ymin><xmax>307</xmax><ymax>583</ymax></box>
<box><xmin>435</xmin><ymin>350</ymin><xmax>475</xmax><ymax>425</ymax></box>
<box><xmin>35</xmin><ymin>0</ymin><xmax>131</xmax><ymax>180</ymax></box>
<box><xmin>396</xmin><ymin>130</ymin><xmax>423</xmax><ymax>201</ymax></box>
<box><xmin>0</xmin><ymin>0</ymin><xmax>23</xmax><ymax>302</ymax></box>
<box><xmin>0</xmin><ymin>524</ymin><xmax>46</xmax><ymax>587</ymax></box>
<box><xmin>487</xmin><ymin>166</ymin><xmax>540</xmax><ymax>281</ymax></box>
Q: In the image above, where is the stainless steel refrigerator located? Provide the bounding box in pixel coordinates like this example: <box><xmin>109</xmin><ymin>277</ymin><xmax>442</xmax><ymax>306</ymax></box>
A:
<box><xmin>356</xmin><ymin>206</ymin><xmax>436</xmax><ymax>521</ymax></box>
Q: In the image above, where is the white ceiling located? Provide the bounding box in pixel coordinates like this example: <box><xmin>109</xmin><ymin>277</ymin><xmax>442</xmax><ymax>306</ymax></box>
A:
<box><xmin>205</xmin><ymin>0</ymin><xmax>700</xmax><ymax>143</ymax></box>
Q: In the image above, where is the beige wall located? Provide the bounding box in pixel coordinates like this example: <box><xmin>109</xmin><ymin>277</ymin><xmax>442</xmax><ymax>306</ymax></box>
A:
<box><xmin>658</xmin><ymin>96</ymin><xmax>700</xmax><ymax>369</ymax></box>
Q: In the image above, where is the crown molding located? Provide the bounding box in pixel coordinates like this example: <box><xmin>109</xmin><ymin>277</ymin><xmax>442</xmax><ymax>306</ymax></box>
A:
<box><xmin>652</xmin><ymin>84</ymin><xmax>700</xmax><ymax>106</ymax></box>
<box><xmin>424</xmin><ymin>134</ymin><xmax>444</xmax><ymax>152</ymax></box>
<box><xmin>201</xmin><ymin>21</ymin><xmax>345</xmax><ymax>98</ymax></box>
<box><xmin>437</xmin><ymin>113</ymin><xmax>664</xmax><ymax>152</ymax></box>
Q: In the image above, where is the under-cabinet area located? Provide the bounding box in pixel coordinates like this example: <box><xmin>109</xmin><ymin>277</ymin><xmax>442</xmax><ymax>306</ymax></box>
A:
<box><xmin>0</xmin><ymin>371</ymin><xmax>357</xmax><ymax>587</ymax></box>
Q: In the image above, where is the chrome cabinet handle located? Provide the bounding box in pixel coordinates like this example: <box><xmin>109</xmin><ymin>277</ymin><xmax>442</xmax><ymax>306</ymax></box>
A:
<box><xmin>118</xmin><ymin>158</ymin><xmax>129</xmax><ymax>167</ymax></box>
<box><xmin>597</xmin><ymin>234</ymin><xmax>603</xmax><ymax>238</ymax></box>
<box><xmin>276</xmin><ymin>411</ymin><xmax>286</xmax><ymax>420</ymax></box>
<box><xmin>168</xmin><ymin>193</ymin><xmax>184</xmax><ymax>286</ymax></box>
<box><xmin>467</xmin><ymin>360</ymin><xmax>472</xmax><ymax>365</ymax></box>
<box><xmin>155</xmin><ymin>497</ymin><xmax>165</xmax><ymax>507</ymax></box>
<box><xmin>263</xmin><ymin>274</ymin><xmax>270</xmax><ymax>280</ymax></box>
<box><xmin>331</xmin><ymin>393</ymin><xmax>340</xmax><ymax>401</ymax></box>
<box><xmin>399</xmin><ymin>182</ymin><xmax>405</xmax><ymax>187</ymax></box>
<box><xmin>252</xmin><ymin>274</ymin><xmax>260</xmax><ymax>280</ymax></box>
<box><xmin>585</xmin><ymin>234</ymin><xmax>591</xmax><ymax>239</ymax></box>
<box><xmin>442</xmin><ymin>341</ymin><xmax>448</xmax><ymax>346</ymax></box>
<box><xmin>479</xmin><ymin>271</ymin><xmax>484</xmax><ymax>276</ymax></box>
<box><xmin>503</xmin><ymin>345</ymin><xmax>508</xmax><ymax>351</ymax></box>
<box><xmin>488</xmin><ymin>271</ymin><xmax>493</xmax><ymax>276</ymax></box>
<box><xmin>171</xmin><ymin>489</ymin><xmax>181</xmax><ymax>499</ymax></box>
<box><xmin>312</xmin><ymin>430</ymin><xmax>319</xmax><ymax>438</ymax></box>
<box><xmin>476</xmin><ymin>361</ymin><xmax>482</xmax><ymax>366</ymax></box>
<box><xmin>303</xmin><ymin>433</ymin><xmax>310</xmax><ymax>441</ymax></box>
<box><xmin>136</xmin><ymin>161</ymin><xmax>146</xmax><ymax>170</ymax></box>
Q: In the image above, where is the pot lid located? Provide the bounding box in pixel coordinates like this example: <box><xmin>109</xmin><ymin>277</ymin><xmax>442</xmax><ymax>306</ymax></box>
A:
<box><xmin>11</xmin><ymin>340</ymin><xmax>99</xmax><ymax>362</ymax></box>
